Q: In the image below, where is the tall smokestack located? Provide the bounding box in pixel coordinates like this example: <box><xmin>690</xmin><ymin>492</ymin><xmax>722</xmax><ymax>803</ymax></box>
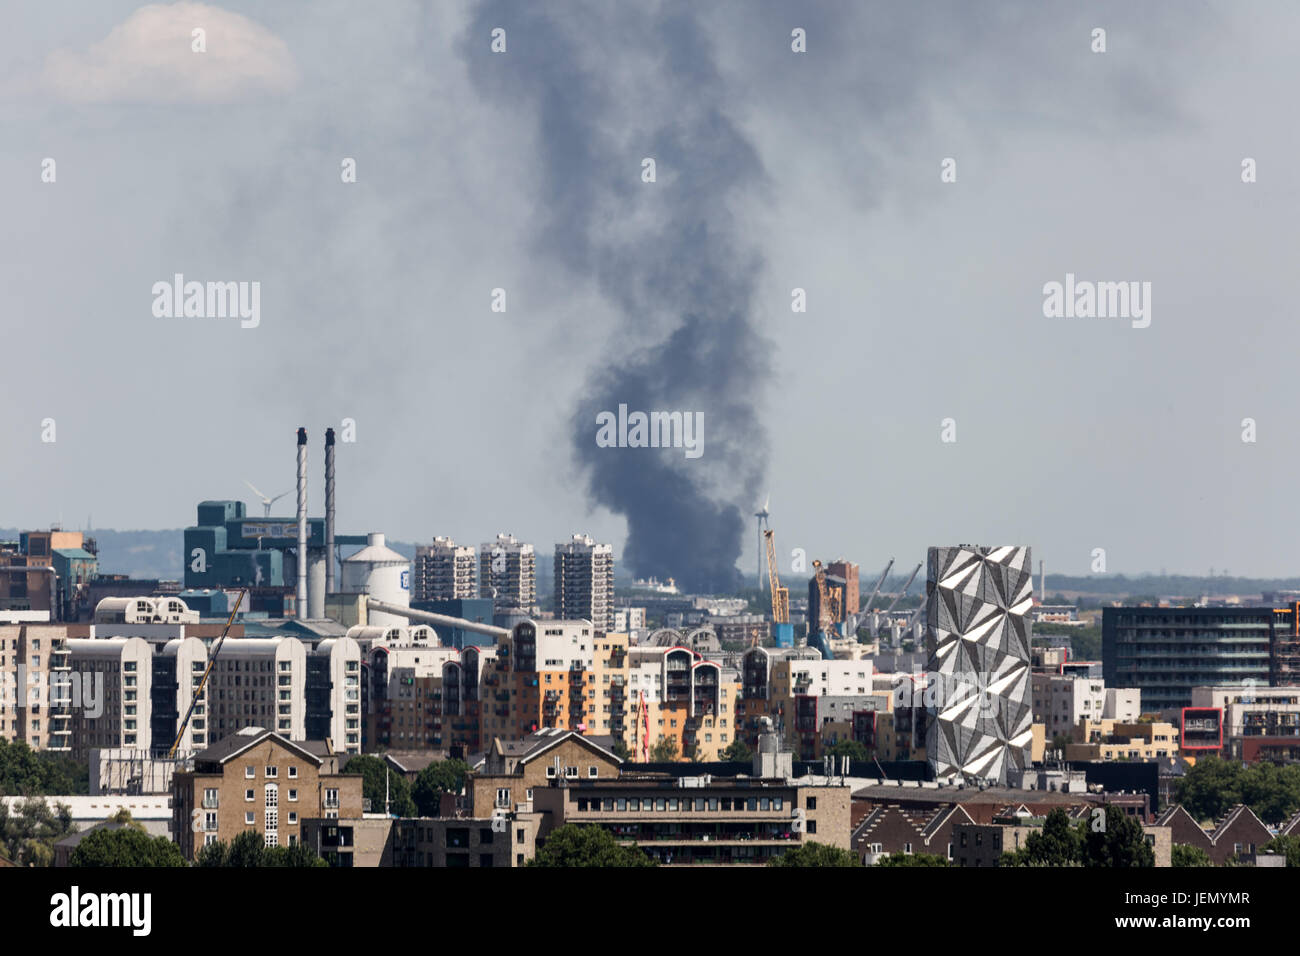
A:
<box><xmin>296</xmin><ymin>427</ymin><xmax>308</xmax><ymax>620</ymax></box>
<box><xmin>1039</xmin><ymin>559</ymin><xmax>1045</xmax><ymax>601</ymax></box>
<box><xmin>325</xmin><ymin>428</ymin><xmax>336</xmax><ymax>599</ymax></box>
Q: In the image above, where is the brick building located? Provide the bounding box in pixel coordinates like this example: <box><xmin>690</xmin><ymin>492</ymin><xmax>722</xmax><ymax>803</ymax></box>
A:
<box><xmin>171</xmin><ymin>727</ymin><xmax>363</xmax><ymax>860</ymax></box>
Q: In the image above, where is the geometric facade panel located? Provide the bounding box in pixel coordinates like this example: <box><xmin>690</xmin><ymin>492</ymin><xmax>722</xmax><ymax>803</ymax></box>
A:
<box><xmin>924</xmin><ymin>545</ymin><xmax>1034</xmax><ymax>785</ymax></box>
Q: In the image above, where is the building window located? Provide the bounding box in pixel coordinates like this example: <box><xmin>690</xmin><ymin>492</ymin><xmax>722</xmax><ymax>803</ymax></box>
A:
<box><xmin>588</xmin><ymin>766</ymin><xmax>598</xmax><ymax>778</ymax></box>
<box><xmin>288</xmin><ymin>766</ymin><xmax>298</xmax><ymax>778</ymax></box>
<box><xmin>806</xmin><ymin>796</ymin><xmax>817</xmax><ymax>810</ymax></box>
<box><xmin>266</xmin><ymin>784</ymin><xmax>278</xmax><ymax>808</ymax></box>
<box><xmin>265</xmin><ymin>766</ymin><xmax>277</xmax><ymax>778</ymax></box>
<box><xmin>245</xmin><ymin>765</ymin><xmax>255</xmax><ymax>778</ymax></box>
<box><xmin>807</xmin><ymin>820</ymin><xmax>817</xmax><ymax>834</ymax></box>
<box><xmin>245</xmin><ymin>789</ymin><xmax>254</xmax><ymax>802</ymax></box>
<box><xmin>496</xmin><ymin>788</ymin><xmax>510</xmax><ymax>808</ymax></box>
<box><xmin>546</xmin><ymin>766</ymin><xmax>556</xmax><ymax>778</ymax></box>
<box><xmin>245</xmin><ymin>812</ymin><xmax>254</xmax><ymax>825</ymax></box>
<box><xmin>565</xmin><ymin>766</ymin><xmax>578</xmax><ymax>778</ymax></box>
<box><xmin>288</xmin><ymin>812</ymin><xmax>298</xmax><ymax>825</ymax></box>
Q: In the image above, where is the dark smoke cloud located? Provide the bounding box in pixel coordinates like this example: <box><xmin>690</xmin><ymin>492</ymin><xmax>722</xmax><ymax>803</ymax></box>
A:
<box><xmin>466</xmin><ymin>3</ymin><xmax>769</xmax><ymax>593</ymax></box>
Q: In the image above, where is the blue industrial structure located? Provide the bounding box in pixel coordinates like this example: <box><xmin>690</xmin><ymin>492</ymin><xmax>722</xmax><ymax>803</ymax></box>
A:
<box><xmin>183</xmin><ymin>499</ymin><xmax>366</xmax><ymax>590</ymax></box>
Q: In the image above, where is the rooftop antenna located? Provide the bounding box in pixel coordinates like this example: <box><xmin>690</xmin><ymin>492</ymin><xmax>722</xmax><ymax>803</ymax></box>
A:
<box><xmin>245</xmin><ymin>480</ymin><xmax>292</xmax><ymax>518</ymax></box>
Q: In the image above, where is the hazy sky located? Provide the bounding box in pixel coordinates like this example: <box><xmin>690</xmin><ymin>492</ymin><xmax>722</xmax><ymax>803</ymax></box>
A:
<box><xmin>2</xmin><ymin>1</ymin><xmax>1297</xmax><ymax>582</ymax></box>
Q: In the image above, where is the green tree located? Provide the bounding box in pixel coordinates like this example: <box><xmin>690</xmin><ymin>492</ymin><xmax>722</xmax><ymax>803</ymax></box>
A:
<box><xmin>343</xmin><ymin>754</ymin><xmax>416</xmax><ymax>816</ymax></box>
<box><xmin>875</xmin><ymin>852</ymin><xmax>950</xmax><ymax>867</ymax></box>
<box><xmin>720</xmin><ymin>739</ymin><xmax>753</xmax><ymax>762</ymax></box>
<box><xmin>0</xmin><ymin>740</ymin><xmax>88</xmax><ymax>796</ymax></box>
<box><xmin>529</xmin><ymin>825</ymin><xmax>656</xmax><ymax>867</ymax></box>
<box><xmin>1261</xmin><ymin>834</ymin><xmax>1300</xmax><ymax>867</ymax></box>
<box><xmin>611</xmin><ymin>740</ymin><xmax>631</xmax><ymax>761</ymax></box>
<box><xmin>412</xmin><ymin>759</ymin><xmax>469</xmax><ymax>817</ymax></box>
<box><xmin>1171</xmin><ymin>844</ymin><xmax>1213</xmax><ymax>867</ymax></box>
<box><xmin>825</xmin><ymin>740</ymin><xmax>870</xmax><ymax>762</ymax></box>
<box><xmin>68</xmin><ymin>827</ymin><xmax>186</xmax><ymax>867</ymax></box>
<box><xmin>1002</xmin><ymin>809</ymin><xmax>1084</xmax><ymax>867</ymax></box>
<box><xmin>195</xmin><ymin>835</ymin><xmax>325</xmax><ymax>867</ymax></box>
<box><xmin>1173</xmin><ymin>757</ymin><xmax>1300</xmax><ymax>825</ymax></box>
<box><xmin>649</xmin><ymin>737</ymin><xmax>679</xmax><ymax>762</ymax></box>
<box><xmin>1081</xmin><ymin>806</ymin><xmax>1155</xmax><ymax>868</ymax></box>
<box><xmin>263</xmin><ymin>843</ymin><xmax>328</xmax><ymax>867</ymax></box>
<box><xmin>195</xmin><ymin>839</ymin><xmax>229</xmax><ymax>867</ymax></box>
<box><xmin>0</xmin><ymin>797</ymin><xmax>76</xmax><ymax>866</ymax></box>
<box><xmin>768</xmin><ymin>842</ymin><xmax>861</xmax><ymax>867</ymax></box>
<box><xmin>226</xmin><ymin>830</ymin><xmax>268</xmax><ymax>867</ymax></box>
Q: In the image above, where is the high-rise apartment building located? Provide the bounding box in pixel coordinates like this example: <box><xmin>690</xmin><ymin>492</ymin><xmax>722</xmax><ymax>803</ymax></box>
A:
<box><xmin>479</xmin><ymin>534</ymin><xmax>536</xmax><ymax>612</ymax></box>
<box><xmin>1102</xmin><ymin>605</ymin><xmax>1298</xmax><ymax>711</ymax></box>
<box><xmin>554</xmin><ymin>534</ymin><xmax>614</xmax><ymax>632</ymax></box>
<box><xmin>924</xmin><ymin>545</ymin><xmax>1034</xmax><ymax>786</ymax></box>
<box><xmin>0</xmin><ymin>623</ymin><xmax>72</xmax><ymax>750</ymax></box>
<box><xmin>413</xmin><ymin>537</ymin><xmax>476</xmax><ymax>602</ymax></box>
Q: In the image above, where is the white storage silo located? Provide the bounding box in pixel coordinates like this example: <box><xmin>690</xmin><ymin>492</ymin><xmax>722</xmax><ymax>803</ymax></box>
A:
<box><xmin>342</xmin><ymin>533</ymin><xmax>411</xmax><ymax>628</ymax></box>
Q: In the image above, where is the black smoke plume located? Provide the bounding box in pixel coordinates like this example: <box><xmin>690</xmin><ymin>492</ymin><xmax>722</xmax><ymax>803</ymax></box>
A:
<box><xmin>467</xmin><ymin>3</ymin><xmax>768</xmax><ymax>593</ymax></box>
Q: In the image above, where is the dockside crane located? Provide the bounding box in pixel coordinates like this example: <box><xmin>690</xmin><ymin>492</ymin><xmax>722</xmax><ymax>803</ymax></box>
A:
<box><xmin>880</xmin><ymin>562</ymin><xmax>922</xmax><ymax>616</ymax></box>
<box><xmin>859</xmin><ymin>558</ymin><xmax>894</xmax><ymax>619</ymax></box>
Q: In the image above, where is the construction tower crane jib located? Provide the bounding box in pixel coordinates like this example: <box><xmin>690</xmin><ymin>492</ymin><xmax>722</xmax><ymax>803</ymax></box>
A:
<box><xmin>763</xmin><ymin>529</ymin><xmax>789</xmax><ymax>624</ymax></box>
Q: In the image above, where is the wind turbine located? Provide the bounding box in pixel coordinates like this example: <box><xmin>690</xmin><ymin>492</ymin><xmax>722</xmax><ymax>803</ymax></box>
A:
<box><xmin>754</xmin><ymin>493</ymin><xmax>771</xmax><ymax>594</ymax></box>
<box><xmin>245</xmin><ymin>480</ymin><xmax>292</xmax><ymax>518</ymax></box>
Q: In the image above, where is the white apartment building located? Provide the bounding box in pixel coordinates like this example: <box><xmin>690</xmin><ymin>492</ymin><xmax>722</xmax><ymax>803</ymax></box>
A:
<box><xmin>66</xmin><ymin>636</ymin><xmax>154</xmax><ymax>760</ymax></box>
<box><xmin>413</xmin><ymin>537</ymin><xmax>477</xmax><ymax>602</ymax></box>
<box><xmin>1033</xmin><ymin>674</ymin><xmax>1139</xmax><ymax>735</ymax></box>
<box><xmin>554</xmin><ymin>534</ymin><xmax>615</xmax><ymax>632</ymax></box>
<box><xmin>0</xmin><ymin>623</ymin><xmax>71</xmax><ymax>750</ymax></box>
<box><xmin>480</xmin><ymin>533</ymin><xmax>536</xmax><ymax>611</ymax></box>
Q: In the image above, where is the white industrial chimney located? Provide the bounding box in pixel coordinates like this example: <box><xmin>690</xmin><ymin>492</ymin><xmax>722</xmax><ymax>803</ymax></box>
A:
<box><xmin>296</xmin><ymin>427</ymin><xmax>308</xmax><ymax>620</ymax></box>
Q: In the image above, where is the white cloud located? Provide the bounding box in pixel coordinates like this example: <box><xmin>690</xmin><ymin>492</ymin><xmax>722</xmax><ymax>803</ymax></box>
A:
<box><xmin>39</xmin><ymin>2</ymin><xmax>297</xmax><ymax>104</ymax></box>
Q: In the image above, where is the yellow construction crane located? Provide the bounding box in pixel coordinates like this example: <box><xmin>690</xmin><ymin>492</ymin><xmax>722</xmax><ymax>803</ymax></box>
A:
<box><xmin>168</xmin><ymin>589</ymin><xmax>245</xmax><ymax>759</ymax></box>
<box><xmin>763</xmin><ymin>529</ymin><xmax>789</xmax><ymax>624</ymax></box>
<box><xmin>811</xmin><ymin>559</ymin><xmax>842</xmax><ymax>637</ymax></box>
